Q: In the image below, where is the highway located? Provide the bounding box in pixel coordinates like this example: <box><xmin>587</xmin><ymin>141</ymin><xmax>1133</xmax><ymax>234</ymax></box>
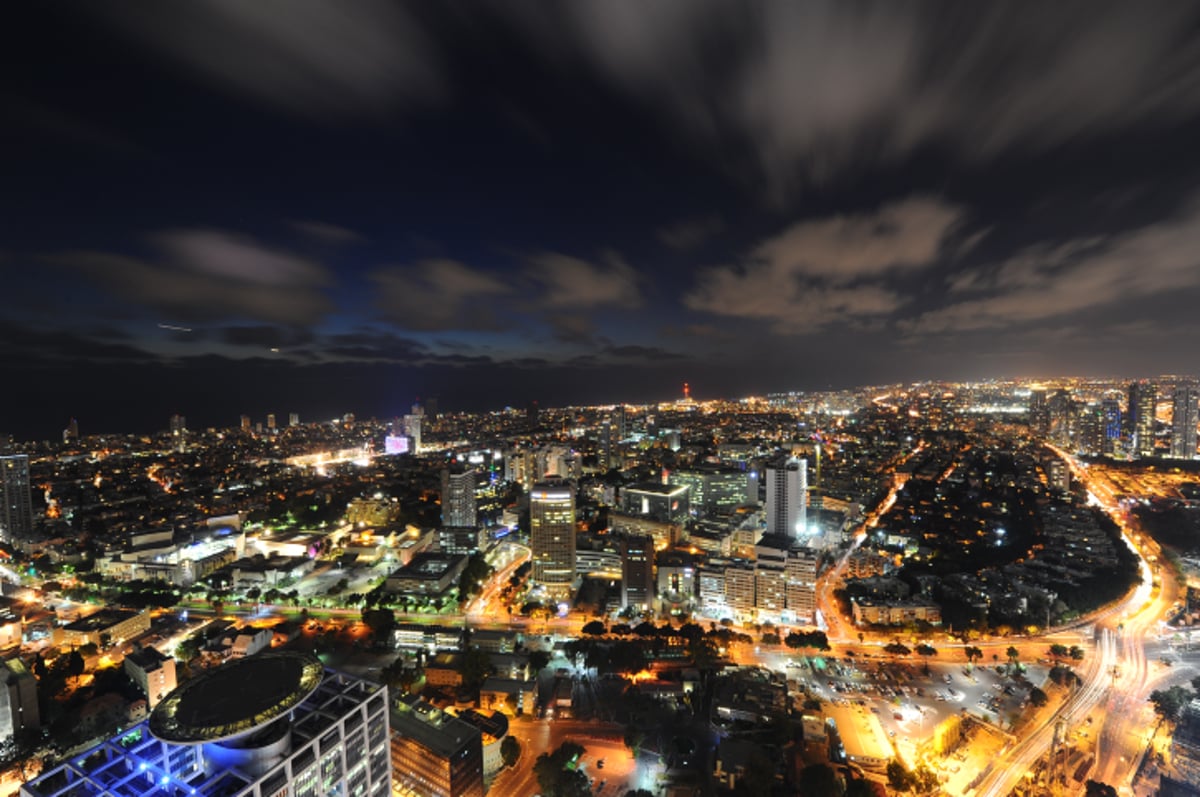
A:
<box><xmin>971</xmin><ymin>446</ymin><xmax>1178</xmax><ymax>796</ymax></box>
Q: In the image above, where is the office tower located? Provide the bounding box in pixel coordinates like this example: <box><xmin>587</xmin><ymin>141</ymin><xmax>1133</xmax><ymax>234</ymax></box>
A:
<box><xmin>266</xmin><ymin>413</ymin><xmax>277</xmax><ymax>431</ymax></box>
<box><xmin>1047</xmin><ymin>389</ymin><xmax>1076</xmax><ymax>448</ymax></box>
<box><xmin>526</xmin><ymin>400</ymin><xmax>540</xmax><ymax>430</ymax></box>
<box><xmin>1128</xmin><ymin>381</ymin><xmax>1158</xmax><ymax>457</ymax></box>
<box><xmin>424</xmin><ymin>396</ymin><xmax>439</xmax><ymax>421</ymax></box>
<box><xmin>530</xmin><ymin>480</ymin><xmax>576</xmax><ymax>601</ymax></box>
<box><xmin>613</xmin><ymin>405</ymin><xmax>627</xmax><ymax>439</ymax></box>
<box><xmin>389</xmin><ymin>695</ymin><xmax>484</xmax><ymax>797</ymax></box>
<box><xmin>765</xmin><ymin>456</ymin><xmax>807</xmax><ymax>539</ymax></box>
<box><xmin>620</xmin><ymin>535</ymin><xmax>655</xmax><ymax>611</ymax></box>
<box><xmin>598</xmin><ymin>421</ymin><xmax>614</xmax><ymax>471</ymax></box>
<box><xmin>402</xmin><ymin>413</ymin><xmax>423</xmax><ymax>453</ymax></box>
<box><xmin>1172</xmin><ymin>384</ymin><xmax>1199</xmax><ymax>459</ymax></box>
<box><xmin>63</xmin><ymin>418</ymin><xmax>79</xmax><ymax>444</ymax></box>
<box><xmin>0</xmin><ymin>455</ymin><xmax>34</xmax><ymax>544</ymax></box>
<box><xmin>1046</xmin><ymin>459</ymin><xmax>1071</xmax><ymax>493</ymax></box>
<box><xmin>1101</xmin><ymin>397</ymin><xmax>1122</xmax><ymax>455</ymax></box>
<box><xmin>169</xmin><ymin>414</ymin><xmax>187</xmax><ymax>437</ymax></box>
<box><xmin>440</xmin><ymin>468</ymin><xmax>477</xmax><ymax>528</ymax></box>
<box><xmin>289</xmin><ymin>412</ymin><xmax>300</xmax><ymax>427</ymax></box>
<box><xmin>1028</xmin><ymin>389</ymin><xmax>1050</xmax><ymax>437</ymax></box>
<box><xmin>239</xmin><ymin>414</ymin><xmax>251</xmax><ymax>431</ymax></box>
<box><xmin>22</xmin><ymin>652</ymin><xmax>392</xmax><ymax>797</ymax></box>
<box><xmin>673</xmin><ymin>466</ymin><xmax>750</xmax><ymax>517</ymax></box>
<box><xmin>0</xmin><ymin>658</ymin><xmax>39</xmax><ymax>745</ymax></box>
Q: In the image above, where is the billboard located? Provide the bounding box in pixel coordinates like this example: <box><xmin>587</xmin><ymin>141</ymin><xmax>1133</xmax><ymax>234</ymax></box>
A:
<box><xmin>385</xmin><ymin>435</ymin><xmax>410</xmax><ymax>455</ymax></box>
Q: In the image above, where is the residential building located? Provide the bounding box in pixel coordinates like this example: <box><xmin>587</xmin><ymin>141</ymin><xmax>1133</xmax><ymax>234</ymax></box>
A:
<box><xmin>123</xmin><ymin>646</ymin><xmax>176</xmax><ymax>709</ymax></box>
<box><xmin>0</xmin><ymin>455</ymin><xmax>34</xmax><ymax>544</ymax></box>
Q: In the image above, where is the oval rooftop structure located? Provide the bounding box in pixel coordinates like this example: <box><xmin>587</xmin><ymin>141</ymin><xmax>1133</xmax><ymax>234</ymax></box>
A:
<box><xmin>150</xmin><ymin>651</ymin><xmax>324</xmax><ymax>744</ymax></box>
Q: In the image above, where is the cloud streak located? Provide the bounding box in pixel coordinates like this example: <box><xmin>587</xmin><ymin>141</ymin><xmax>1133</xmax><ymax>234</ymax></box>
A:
<box><xmin>506</xmin><ymin>1</ymin><xmax>1200</xmax><ymax>197</ymax></box>
<box><xmin>53</xmin><ymin>230</ymin><xmax>335</xmax><ymax>326</ymax></box>
<box><xmin>685</xmin><ymin>197</ymin><xmax>962</xmax><ymax>333</ymax></box>
<box><xmin>98</xmin><ymin>0</ymin><xmax>443</xmax><ymax>115</ymax></box>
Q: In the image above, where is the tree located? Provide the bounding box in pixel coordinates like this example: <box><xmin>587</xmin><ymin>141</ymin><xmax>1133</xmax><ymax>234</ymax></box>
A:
<box><xmin>1029</xmin><ymin>687</ymin><xmax>1049</xmax><ymax>707</ymax></box>
<box><xmin>67</xmin><ymin>649</ymin><xmax>85</xmax><ymax>686</ymax></box>
<box><xmin>534</xmin><ymin>741</ymin><xmax>590</xmax><ymax>797</ymax></box>
<box><xmin>1049</xmin><ymin>643</ymin><xmax>1069</xmax><ymax>659</ymax></box>
<box><xmin>460</xmin><ymin>647</ymin><xmax>493</xmax><ymax>692</ymax></box>
<box><xmin>916</xmin><ymin>643</ymin><xmax>936</xmax><ymax>658</ymax></box>
<box><xmin>1006</xmin><ymin>646</ymin><xmax>1020</xmax><ymax>665</ymax></box>
<box><xmin>887</xmin><ymin>760</ymin><xmax>915</xmax><ymax>793</ymax></box>
<box><xmin>797</xmin><ymin>764</ymin><xmax>842</xmax><ymax>797</ymax></box>
<box><xmin>361</xmin><ymin>608</ymin><xmax>395</xmax><ymax>639</ymax></box>
<box><xmin>1069</xmin><ymin>645</ymin><xmax>1085</xmax><ymax>662</ymax></box>
<box><xmin>500</xmin><ymin>736</ymin><xmax>521</xmax><ymax>768</ymax></box>
<box><xmin>1149</xmin><ymin>686</ymin><xmax>1193</xmax><ymax>721</ymax></box>
<box><xmin>884</xmin><ymin>642</ymin><xmax>911</xmax><ymax>657</ymax></box>
<box><xmin>582</xmin><ymin>620</ymin><xmax>607</xmax><ymax>636</ymax></box>
<box><xmin>624</xmin><ymin>791</ymin><xmax>655</xmax><ymax>797</ymax></box>
<box><xmin>529</xmin><ymin>650</ymin><xmax>551</xmax><ymax>673</ymax></box>
<box><xmin>965</xmin><ymin>645</ymin><xmax>983</xmax><ymax>663</ymax></box>
<box><xmin>1084</xmin><ymin>781</ymin><xmax>1119</xmax><ymax>797</ymax></box>
<box><xmin>623</xmin><ymin>724</ymin><xmax>645</xmax><ymax>755</ymax></box>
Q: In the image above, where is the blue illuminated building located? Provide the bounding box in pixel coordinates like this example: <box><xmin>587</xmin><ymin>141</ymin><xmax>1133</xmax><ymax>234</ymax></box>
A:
<box><xmin>22</xmin><ymin>652</ymin><xmax>391</xmax><ymax>797</ymax></box>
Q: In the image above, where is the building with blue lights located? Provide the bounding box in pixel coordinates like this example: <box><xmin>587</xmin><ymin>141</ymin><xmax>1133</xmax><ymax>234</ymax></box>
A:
<box><xmin>21</xmin><ymin>652</ymin><xmax>391</xmax><ymax>797</ymax></box>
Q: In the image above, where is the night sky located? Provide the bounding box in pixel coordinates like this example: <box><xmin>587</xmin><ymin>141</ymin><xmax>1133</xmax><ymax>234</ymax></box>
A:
<box><xmin>5</xmin><ymin>2</ymin><xmax>1200</xmax><ymax>439</ymax></box>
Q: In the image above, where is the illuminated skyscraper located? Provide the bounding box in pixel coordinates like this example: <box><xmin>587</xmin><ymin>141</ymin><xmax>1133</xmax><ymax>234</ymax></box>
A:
<box><xmin>765</xmin><ymin>456</ymin><xmax>807</xmax><ymax>539</ymax></box>
<box><xmin>530</xmin><ymin>480</ymin><xmax>575</xmax><ymax>601</ymax></box>
<box><xmin>1128</xmin><ymin>381</ymin><xmax>1158</xmax><ymax>458</ymax></box>
<box><xmin>1172</xmin><ymin>384</ymin><xmax>1199</xmax><ymax>459</ymax></box>
<box><xmin>440</xmin><ymin>468</ymin><xmax>476</xmax><ymax>528</ymax></box>
<box><xmin>239</xmin><ymin>414</ymin><xmax>251</xmax><ymax>431</ymax></box>
<box><xmin>266</xmin><ymin>413</ymin><xmax>277</xmax><ymax>431</ymax></box>
<box><xmin>0</xmin><ymin>455</ymin><xmax>33</xmax><ymax>544</ymax></box>
<box><xmin>402</xmin><ymin>414</ymin><xmax>422</xmax><ymax>453</ymax></box>
<box><xmin>1101</xmin><ymin>397</ymin><xmax>1122</xmax><ymax>455</ymax></box>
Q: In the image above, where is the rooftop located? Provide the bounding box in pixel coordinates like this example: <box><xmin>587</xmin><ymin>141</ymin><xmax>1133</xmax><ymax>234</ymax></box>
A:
<box><xmin>149</xmin><ymin>651</ymin><xmax>323</xmax><ymax>744</ymax></box>
<box><xmin>390</xmin><ymin>694</ymin><xmax>481</xmax><ymax>758</ymax></box>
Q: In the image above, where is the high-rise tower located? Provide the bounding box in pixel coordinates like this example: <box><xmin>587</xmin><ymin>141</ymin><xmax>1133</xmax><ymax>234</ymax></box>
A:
<box><xmin>1172</xmin><ymin>384</ymin><xmax>1199</xmax><ymax>459</ymax></box>
<box><xmin>0</xmin><ymin>455</ymin><xmax>34</xmax><ymax>543</ymax></box>
<box><xmin>765</xmin><ymin>456</ymin><xmax>808</xmax><ymax>539</ymax></box>
<box><xmin>1128</xmin><ymin>381</ymin><xmax>1157</xmax><ymax>457</ymax></box>
<box><xmin>530</xmin><ymin>480</ymin><xmax>575</xmax><ymax>601</ymax></box>
<box><xmin>441</xmin><ymin>468</ymin><xmax>477</xmax><ymax>528</ymax></box>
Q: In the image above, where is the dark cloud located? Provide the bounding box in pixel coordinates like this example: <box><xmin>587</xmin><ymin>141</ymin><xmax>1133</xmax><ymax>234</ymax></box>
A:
<box><xmin>371</xmin><ymin>260</ymin><xmax>512</xmax><ymax>331</ymax></box>
<box><xmin>905</xmin><ymin>197</ymin><xmax>1200</xmax><ymax>335</ymax></box>
<box><xmin>53</xmin><ymin>230</ymin><xmax>335</xmax><ymax>326</ymax></box>
<box><xmin>220</xmin><ymin>325</ymin><xmax>315</xmax><ymax>349</ymax></box>
<box><xmin>601</xmin><ymin>344</ymin><xmax>686</xmax><ymax>362</ymax></box>
<box><xmin>0</xmin><ymin>321</ymin><xmax>157</xmax><ymax>367</ymax></box>
<box><xmin>96</xmin><ymin>0</ymin><xmax>443</xmax><ymax>116</ymax></box>
<box><xmin>289</xmin><ymin>220</ymin><xmax>364</xmax><ymax>244</ymax></box>
<box><xmin>657</xmin><ymin>215</ymin><xmax>725</xmax><ymax>249</ymax></box>
<box><xmin>525</xmin><ymin>251</ymin><xmax>642</xmax><ymax>308</ymax></box>
<box><xmin>504</xmin><ymin>1</ymin><xmax>1200</xmax><ymax>197</ymax></box>
<box><xmin>686</xmin><ymin>196</ymin><xmax>963</xmax><ymax>333</ymax></box>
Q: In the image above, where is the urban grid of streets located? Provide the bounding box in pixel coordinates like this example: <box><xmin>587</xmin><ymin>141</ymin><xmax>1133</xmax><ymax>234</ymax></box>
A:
<box><xmin>6</xmin><ymin>420</ymin><xmax>1191</xmax><ymax>797</ymax></box>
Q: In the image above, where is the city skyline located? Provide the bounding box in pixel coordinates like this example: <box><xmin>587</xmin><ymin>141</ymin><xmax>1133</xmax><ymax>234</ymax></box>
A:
<box><xmin>6</xmin><ymin>3</ymin><xmax>1200</xmax><ymax>439</ymax></box>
